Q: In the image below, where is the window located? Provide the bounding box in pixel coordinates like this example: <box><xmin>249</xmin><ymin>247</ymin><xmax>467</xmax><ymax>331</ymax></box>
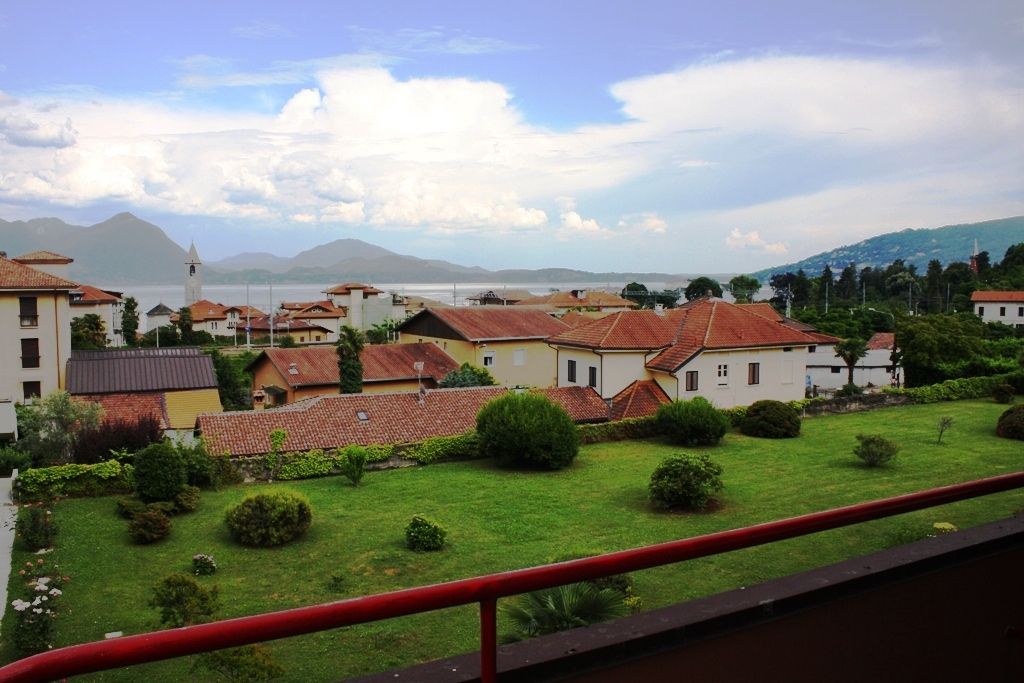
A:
<box><xmin>21</xmin><ymin>338</ymin><xmax>40</xmax><ymax>369</ymax></box>
<box><xmin>1000</xmin><ymin>307</ymin><xmax>1006</xmax><ymax>317</ymax></box>
<box><xmin>567</xmin><ymin>359</ymin><xmax>577</xmax><ymax>383</ymax></box>
<box><xmin>588</xmin><ymin>366</ymin><xmax>597</xmax><ymax>388</ymax></box>
<box><xmin>685</xmin><ymin>371</ymin><xmax>698</xmax><ymax>392</ymax></box>
<box><xmin>808</xmin><ymin>345</ymin><xmax>817</xmax><ymax>353</ymax></box>
<box><xmin>513</xmin><ymin>349</ymin><xmax>526</xmax><ymax>366</ymax></box>
<box><xmin>717</xmin><ymin>364</ymin><xmax>728</xmax><ymax>386</ymax></box>
<box><xmin>483</xmin><ymin>353</ymin><xmax>495</xmax><ymax>367</ymax></box>
<box><xmin>23</xmin><ymin>381</ymin><xmax>41</xmax><ymax>401</ymax></box>
<box><xmin>1019</xmin><ymin>307</ymin><xmax>1023</xmax><ymax>317</ymax></box>
<box><xmin>315</xmin><ymin>335</ymin><xmax>321</xmax><ymax>342</ymax></box>
<box><xmin>831</xmin><ymin>366</ymin><xmax>842</xmax><ymax>374</ymax></box>
<box><xmin>19</xmin><ymin>297</ymin><xmax>38</xmax><ymax>327</ymax></box>
<box><xmin>783</xmin><ymin>347</ymin><xmax>793</xmax><ymax>352</ymax></box>
<box><xmin>747</xmin><ymin>362</ymin><xmax>760</xmax><ymax>385</ymax></box>
<box><xmin>978</xmin><ymin>306</ymin><xmax>985</xmax><ymax>316</ymax></box>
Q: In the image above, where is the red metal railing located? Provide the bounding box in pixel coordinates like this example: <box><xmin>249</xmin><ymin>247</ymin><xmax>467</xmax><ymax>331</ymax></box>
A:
<box><xmin>3</xmin><ymin>471</ymin><xmax>1024</xmax><ymax>683</ymax></box>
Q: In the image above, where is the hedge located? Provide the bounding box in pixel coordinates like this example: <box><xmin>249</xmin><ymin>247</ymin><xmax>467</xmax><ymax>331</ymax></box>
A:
<box><xmin>403</xmin><ymin>432</ymin><xmax>480</xmax><ymax>464</ymax></box>
<box><xmin>277</xmin><ymin>449</ymin><xmax>337</xmax><ymax>480</ymax></box>
<box><xmin>578</xmin><ymin>417</ymin><xmax>658</xmax><ymax>444</ymax></box>
<box><xmin>884</xmin><ymin>372</ymin><xmax>1023</xmax><ymax>404</ymax></box>
<box><xmin>14</xmin><ymin>459</ymin><xmax>134</xmax><ymax>501</ymax></box>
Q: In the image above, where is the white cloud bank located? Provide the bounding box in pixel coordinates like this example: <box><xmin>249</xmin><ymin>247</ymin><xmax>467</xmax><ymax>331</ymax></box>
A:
<box><xmin>1</xmin><ymin>55</ymin><xmax>1022</xmax><ymax>268</ymax></box>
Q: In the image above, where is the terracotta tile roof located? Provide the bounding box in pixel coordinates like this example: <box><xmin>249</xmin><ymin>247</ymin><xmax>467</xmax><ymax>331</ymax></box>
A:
<box><xmin>558</xmin><ymin>311</ymin><xmax>608</xmax><ymax>328</ymax></box>
<box><xmin>247</xmin><ymin>317</ymin><xmax>332</xmax><ymax>334</ymax></box>
<box><xmin>199</xmin><ymin>385</ymin><xmax>609</xmax><ymax>457</ymax></box>
<box><xmin>286</xmin><ymin>301</ymin><xmax>348</xmax><ymax>319</ymax></box>
<box><xmin>71</xmin><ymin>284</ymin><xmax>121</xmax><ymax>305</ymax></box>
<box><xmin>224</xmin><ymin>305</ymin><xmax>264</xmax><ymax>317</ymax></box>
<box><xmin>13</xmin><ymin>251</ymin><xmax>74</xmax><ymax>264</ymax></box>
<box><xmin>538</xmin><ymin>386</ymin><xmax>608</xmax><ymax>423</ymax></box>
<box><xmin>867</xmin><ymin>332</ymin><xmax>896</xmax><ymax>350</ymax></box>
<box><xmin>806</xmin><ymin>331</ymin><xmax>843</xmax><ymax>344</ymax></box>
<box><xmin>186</xmin><ymin>299</ymin><xmax>228</xmax><ymax>322</ymax></box>
<box><xmin>548</xmin><ymin>310</ymin><xmax>677</xmax><ymax>350</ymax></box>
<box><xmin>610</xmin><ymin>380</ymin><xmax>671</xmax><ymax>420</ymax></box>
<box><xmin>515</xmin><ymin>290</ymin><xmax>638</xmax><ymax>310</ymax></box>
<box><xmin>400</xmin><ymin>307</ymin><xmax>569</xmax><ymax>341</ymax></box>
<box><xmin>971</xmin><ymin>290</ymin><xmax>1024</xmax><ymax>303</ymax></box>
<box><xmin>75</xmin><ymin>392</ymin><xmax>168</xmax><ymax>429</ymax></box>
<box><xmin>324</xmin><ymin>282</ymin><xmax>383</xmax><ymax>295</ymax></box>
<box><xmin>66</xmin><ymin>347</ymin><xmax>218</xmax><ymax>393</ymax></box>
<box><xmin>736</xmin><ymin>302</ymin><xmax>783</xmax><ymax>321</ymax></box>
<box><xmin>0</xmin><ymin>256</ymin><xmax>79</xmax><ymax>290</ymax></box>
<box><xmin>252</xmin><ymin>343</ymin><xmax>460</xmax><ymax>388</ymax></box>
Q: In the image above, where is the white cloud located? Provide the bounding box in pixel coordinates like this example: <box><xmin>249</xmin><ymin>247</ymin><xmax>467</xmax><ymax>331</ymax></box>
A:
<box><xmin>0</xmin><ymin>91</ymin><xmax>17</xmax><ymax>107</ymax></box>
<box><xmin>556</xmin><ymin>197</ymin><xmax>612</xmax><ymax>240</ymax></box>
<box><xmin>725</xmin><ymin>228</ymin><xmax>788</xmax><ymax>255</ymax></box>
<box><xmin>321</xmin><ymin>202</ymin><xmax>365</xmax><ymax>223</ymax></box>
<box><xmin>618</xmin><ymin>212</ymin><xmax>667</xmax><ymax>234</ymax></box>
<box><xmin>0</xmin><ymin>114</ymin><xmax>76</xmax><ymax>148</ymax></box>
<box><xmin>314</xmin><ymin>169</ymin><xmax>365</xmax><ymax>203</ymax></box>
<box><xmin>290</xmin><ymin>212</ymin><xmax>316</xmax><ymax>223</ymax></box>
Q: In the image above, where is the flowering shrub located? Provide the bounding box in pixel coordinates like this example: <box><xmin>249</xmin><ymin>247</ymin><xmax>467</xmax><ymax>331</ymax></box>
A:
<box><xmin>193</xmin><ymin>553</ymin><xmax>218</xmax><ymax>576</ymax></box>
<box><xmin>10</xmin><ymin>558</ymin><xmax>67</xmax><ymax>655</ymax></box>
<box><xmin>16</xmin><ymin>502</ymin><xmax>57</xmax><ymax>551</ymax></box>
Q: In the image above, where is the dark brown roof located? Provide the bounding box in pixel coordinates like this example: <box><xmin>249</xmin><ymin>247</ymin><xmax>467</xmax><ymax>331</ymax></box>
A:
<box><xmin>66</xmin><ymin>347</ymin><xmax>218</xmax><ymax>394</ymax></box>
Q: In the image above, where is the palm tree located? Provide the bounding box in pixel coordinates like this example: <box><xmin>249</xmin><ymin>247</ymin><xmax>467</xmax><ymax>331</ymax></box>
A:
<box><xmin>336</xmin><ymin>325</ymin><xmax>366</xmax><ymax>394</ymax></box>
<box><xmin>834</xmin><ymin>337</ymin><xmax>869</xmax><ymax>387</ymax></box>
<box><xmin>501</xmin><ymin>582</ymin><xmax>626</xmax><ymax>641</ymax></box>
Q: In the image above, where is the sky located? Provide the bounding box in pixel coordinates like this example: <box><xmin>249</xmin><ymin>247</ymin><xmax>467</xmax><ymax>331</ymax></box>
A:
<box><xmin>1</xmin><ymin>1</ymin><xmax>1022</xmax><ymax>273</ymax></box>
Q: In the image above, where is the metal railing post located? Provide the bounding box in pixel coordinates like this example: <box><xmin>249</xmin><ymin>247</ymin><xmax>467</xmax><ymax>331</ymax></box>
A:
<box><xmin>480</xmin><ymin>598</ymin><xmax>498</xmax><ymax>683</ymax></box>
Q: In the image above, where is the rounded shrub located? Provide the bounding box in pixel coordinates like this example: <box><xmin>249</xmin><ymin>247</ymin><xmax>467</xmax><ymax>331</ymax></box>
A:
<box><xmin>655</xmin><ymin>398</ymin><xmax>729</xmax><ymax>446</ymax></box>
<box><xmin>225</xmin><ymin>491</ymin><xmax>312</xmax><ymax>547</ymax></box>
<box><xmin>115</xmin><ymin>497</ymin><xmax>147</xmax><ymax>519</ymax></box>
<box><xmin>996</xmin><ymin>404</ymin><xmax>1024</xmax><ymax>441</ymax></box>
<box><xmin>476</xmin><ymin>392</ymin><xmax>579</xmax><ymax>469</ymax></box>
<box><xmin>133</xmin><ymin>441</ymin><xmax>187</xmax><ymax>503</ymax></box>
<box><xmin>740</xmin><ymin>400</ymin><xmax>801</xmax><ymax>438</ymax></box>
<box><xmin>853</xmin><ymin>434</ymin><xmax>900</xmax><ymax>467</ymax></box>
<box><xmin>128</xmin><ymin>509</ymin><xmax>172</xmax><ymax>544</ymax></box>
<box><xmin>648</xmin><ymin>453</ymin><xmax>724</xmax><ymax>511</ymax></box>
<box><xmin>405</xmin><ymin>514</ymin><xmax>447</xmax><ymax>551</ymax></box>
<box><xmin>993</xmin><ymin>383</ymin><xmax>1015</xmax><ymax>404</ymax></box>
<box><xmin>174</xmin><ymin>485</ymin><xmax>201</xmax><ymax>513</ymax></box>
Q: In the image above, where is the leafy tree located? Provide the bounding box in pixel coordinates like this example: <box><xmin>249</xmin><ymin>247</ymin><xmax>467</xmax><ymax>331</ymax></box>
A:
<box><xmin>835</xmin><ymin>263</ymin><xmax>858</xmax><ymax>302</ymax></box>
<box><xmin>834</xmin><ymin>338</ymin><xmax>869</xmax><ymax>386</ymax></box>
<box><xmin>121</xmin><ymin>296</ymin><xmax>139</xmax><ymax>346</ymax></box>
<box><xmin>176</xmin><ymin>307</ymin><xmax>197</xmax><ymax>345</ymax></box>
<box><xmin>438</xmin><ymin>363</ymin><xmax>497</xmax><ymax>388</ymax></box>
<box><xmin>924</xmin><ymin>259</ymin><xmax>945</xmax><ymax>313</ymax></box>
<box><xmin>366</xmin><ymin>319</ymin><xmax>398</xmax><ymax>345</ymax></box>
<box><xmin>816</xmin><ymin>265</ymin><xmax>834</xmax><ymax>310</ymax></box>
<box><xmin>336</xmin><ymin>325</ymin><xmax>366</xmax><ymax>394</ymax></box>
<box><xmin>684</xmin><ymin>276</ymin><xmax>723</xmax><ymax>301</ymax></box>
<box><xmin>277</xmin><ymin>334</ymin><xmax>296</xmax><ymax>348</ymax></box>
<box><xmin>896</xmin><ymin>313</ymin><xmax>985</xmax><ymax>386</ymax></box>
<box><xmin>210</xmin><ymin>349</ymin><xmax>249</xmax><ymax>410</ymax></box>
<box><xmin>150</xmin><ymin>573</ymin><xmax>220</xmax><ymax>628</ymax></box>
<box><xmin>15</xmin><ymin>391</ymin><xmax>102</xmax><ymax>466</ymax></box>
<box><xmin>621</xmin><ymin>281</ymin><xmax>649</xmax><ymax>307</ymax></box>
<box><xmin>71</xmin><ymin>314</ymin><xmax>107</xmax><ymax>349</ymax></box>
<box><xmin>139</xmin><ymin>324</ymin><xmax>180</xmax><ymax>347</ymax></box>
<box><xmin>727</xmin><ymin>275</ymin><xmax>760</xmax><ymax>303</ymax></box>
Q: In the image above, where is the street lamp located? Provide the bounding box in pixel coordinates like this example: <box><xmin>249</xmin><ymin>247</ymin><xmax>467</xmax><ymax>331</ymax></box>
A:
<box><xmin>867</xmin><ymin>307</ymin><xmax>895</xmax><ymax>330</ymax></box>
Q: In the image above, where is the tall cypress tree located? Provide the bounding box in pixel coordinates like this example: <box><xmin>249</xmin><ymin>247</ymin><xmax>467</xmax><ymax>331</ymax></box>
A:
<box><xmin>336</xmin><ymin>326</ymin><xmax>366</xmax><ymax>394</ymax></box>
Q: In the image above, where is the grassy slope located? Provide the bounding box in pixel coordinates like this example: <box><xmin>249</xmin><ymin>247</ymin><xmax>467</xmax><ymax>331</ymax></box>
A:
<box><xmin>2</xmin><ymin>400</ymin><xmax>1022</xmax><ymax>681</ymax></box>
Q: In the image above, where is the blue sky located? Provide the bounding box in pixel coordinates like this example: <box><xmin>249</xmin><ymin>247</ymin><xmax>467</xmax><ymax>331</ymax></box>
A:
<box><xmin>1</xmin><ymin>1</ymin><xmax>1022</xmax><ymax>273</ymax></box>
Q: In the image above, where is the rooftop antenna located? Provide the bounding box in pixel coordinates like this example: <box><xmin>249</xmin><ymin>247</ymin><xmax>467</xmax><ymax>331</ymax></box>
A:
<box><xmin>414</xmin><ymin>361</ymin><xmax>425</xmax><ymax>405</ymax></box>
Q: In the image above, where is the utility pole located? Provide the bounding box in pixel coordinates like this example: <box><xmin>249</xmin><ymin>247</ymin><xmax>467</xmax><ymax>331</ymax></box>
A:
<box><xmin>269</xmin><ymin>281</ymin><xmax>274</xmax><ymax>347</ymax></box>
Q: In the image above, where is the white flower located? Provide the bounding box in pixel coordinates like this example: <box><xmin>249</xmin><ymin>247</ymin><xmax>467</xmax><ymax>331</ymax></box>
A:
<box><xmin>32</xmin><ymin>608</ymin><xmax>42</xmax><ymax>614</ymax></box>
<box><xmin>48</xmin><ymin>588</ymin><xmax>62</xmax><ymax>597</ymax></box>
<box><xmin>11</xmin><ymin>599</ymin><xmax>30</xmax><ymax>612</ymax></box>
<box><xmin>37</xmin><ymin>577</ymin><xmax>51</xmax><ymax>586</ymax></box>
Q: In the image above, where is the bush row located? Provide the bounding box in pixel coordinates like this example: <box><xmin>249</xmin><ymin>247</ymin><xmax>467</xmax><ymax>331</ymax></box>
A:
<box><xmin>13</xmin><ymin>459</ymin><xmax>133</xmax><ymax>501</ymax></box>
<box><xmin>883</xmin><ymin>372</ymin><xmax>1022</xmax><ymax>404</ymax></box>
<box><xmin>578</xmin><ymin>417</ymin><xmax>659</xmax><ymax>444</ymax></box>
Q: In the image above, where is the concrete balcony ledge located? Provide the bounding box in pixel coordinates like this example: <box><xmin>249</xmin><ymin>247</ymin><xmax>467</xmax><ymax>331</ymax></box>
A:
<box><xmin>353</xmin><ymin>514</ymin><xmax>1024</xmax><ymax>683</ymax></box>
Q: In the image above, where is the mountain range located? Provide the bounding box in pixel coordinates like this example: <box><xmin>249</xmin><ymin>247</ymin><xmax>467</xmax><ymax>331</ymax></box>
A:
<box><xmin>2</xmin><ymin>212</ymin><xmax>1022</xmax><ymax>286</ymax></box>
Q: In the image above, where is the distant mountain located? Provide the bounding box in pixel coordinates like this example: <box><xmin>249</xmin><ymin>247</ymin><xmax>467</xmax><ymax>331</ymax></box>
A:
<box><xmin>0</xmin><ymin>212</ymin><xmax>188</xmax><ymax>284</ymax></box>
<box><xmin>752</xmin><ymin>216</ymin><xmax>1024</xmax><ymax>281</ymax></box>
<box><xmin>207</xmin><ymin>252</ymin><xmax>293</xmax><ymax>273</ymax></box>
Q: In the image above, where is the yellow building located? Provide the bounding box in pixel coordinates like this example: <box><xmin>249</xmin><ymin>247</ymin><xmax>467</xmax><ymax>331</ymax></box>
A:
<box><xmin>397</xmin><ymin>308</ymin><xmax>569</xmax><ymax>388</ymax></box>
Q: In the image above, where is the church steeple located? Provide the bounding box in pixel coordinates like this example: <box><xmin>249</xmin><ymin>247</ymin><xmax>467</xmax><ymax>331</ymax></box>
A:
<box><xmin>185</xmin><ymin>242</ymin><xmax>202</xmax><ymax>306</ymax></box>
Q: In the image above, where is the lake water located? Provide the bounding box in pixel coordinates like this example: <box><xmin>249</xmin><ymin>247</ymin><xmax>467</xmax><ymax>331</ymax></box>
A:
<box><xmin>104</xmin><ymin>281</ymin><xmax>675</xmax><ymax>331</ymax></box>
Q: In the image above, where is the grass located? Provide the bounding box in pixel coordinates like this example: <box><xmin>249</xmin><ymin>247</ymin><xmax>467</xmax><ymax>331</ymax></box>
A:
<box><xmin>3</xmin><ymin>399</ymin><xmax>1023</xmax><ymax>681</ymax></box>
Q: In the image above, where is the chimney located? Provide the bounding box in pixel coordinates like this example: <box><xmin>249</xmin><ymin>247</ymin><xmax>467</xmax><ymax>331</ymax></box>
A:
<box><xmin>654</xmin><ymin>303</ymin><xmax>665</xmax><ymax>316</ymax></box>
<box><xmin>252</xmin><ymin>388</ymin><xmax>266</xmax><ymax>411</ymax></box>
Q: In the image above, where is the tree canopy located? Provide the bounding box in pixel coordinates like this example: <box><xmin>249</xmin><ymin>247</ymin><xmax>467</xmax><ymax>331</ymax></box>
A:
<box><xmin>684</xmin><ymin>277</ymin><xmax>723</xmax><ymax>301</ymax></box>
<box><xmin>727</xmin><ymin>275</ymin><xmax>760</xmax><ymax>303</ymax></box>
<box><xmin>336</xmin><ymin>326</ymin><xmax>366</xmax><ymax>394</ymax></box>
<box><xmin>438</xmin><ymin>363</ymin><xmax>497</xmax><ymax>388</ymax></box>
<box><xmin>71</xmin><ymin>314</ymin><xmax>107</xmax><ymax>350</ymax></box>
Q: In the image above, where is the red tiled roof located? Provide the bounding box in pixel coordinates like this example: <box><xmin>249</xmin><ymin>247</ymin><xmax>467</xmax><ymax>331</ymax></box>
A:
<box><xmin>515</xmin><ymin>290</ymin><xmax>637</xmax><ymax>310</ymax></box>
<box><xmin>199</xmin><ymin>385</ymin><xmax>609</xmax><ymax>457</ymax></box>
<box><xmin>224</xmin><ymin>305</ymin><xmax>264</xmax><ymax>317</ymax></box>
<box><xmin>324</xmin><ymin>282</ymin><xmax>383</xmax><ymax>295</ymax></box>
<box><xmin>558</xmin><ymin>310</ymin><xmax>608</xmax><ymax>328</ymax></box>
<box><xmin>247</xmin><ymin>317</ymin><xmax>332</xmax><ymax>334</ymax></box>
<box><xmin>0</xmin><ymin>257</ymin><xmax>79</xmax><ymax>290</ymax></box>
<box><xmin>71</xmin><ymin>284</ymin><xmax>121</xmax><ymax>305</ymax></box>
<box><xmin>610</xmin><ymin>380</ymin><xmax>671</xmax><ymax>420</ymax></box>
<box><xmin>402</xmin><ymin>307</ymin><xmax>569</xmax><ymax>341</ymax></box>
<box><xmin>548</xmin><ymin>309</ymin><xmax>677</xmax><ymax>350</ymax></box>
<box><xmin>971</xmin><ymin>290</ymin><xmax>1024</xmax><ymax>303</ymax></box>
<box><xmin>867</xmin><ymin>332</ymin><xmax>896</xmax><ymax>350</ymax></box>
<box><xmin>806</xmin><ymin>331</ymin><xmax>843</xmax><ymax>344</ymax></box>
<box><xmin>538</xmin><ymin>386</ymin><xmax>608</xmax><ymax>423</ymax></box>
<box><xmin>287</xmin><ymin>301</ymin><xmax>348</xmax><ymax>319</ymax></box>
<box><xmin>13</xmin><ymin>251</ymin><xmax>73</xmax><ymax>264</ymax></box>
<box><xmin>252</xmin><ymin>343</ymin><xmax>460</xmax><ymax>388</ymax></box>
<box><xmin>737</xmin><ymin>302</ymin><xmax>782</xmax><ymax>321</ymax></box>
<box><xmin>75</xmin><ymin>392</ymin><xmax>168</xmax><ymax>429</ymax></box>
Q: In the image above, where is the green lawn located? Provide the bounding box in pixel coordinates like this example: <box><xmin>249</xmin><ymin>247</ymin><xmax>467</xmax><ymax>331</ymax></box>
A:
<box><xmin>3</xmin><ymin>399</ymin><xmax>1023</xmax><ymax>681</ymax></box>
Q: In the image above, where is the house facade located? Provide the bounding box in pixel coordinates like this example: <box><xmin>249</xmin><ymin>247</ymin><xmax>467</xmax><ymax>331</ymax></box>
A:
<box><xmin>247</xmin><ymin>343</ymin><xmax>460</xmax><ymax>405</ymax></box>
<box><xmin>548</xmin><ymin>299</ymin><xmax>823</xmax><ymax>408</ymax></box>
<box><xmin>0</xmin><ymin>254</ymin><xmax>78</xmax><ymax>403</ymax></box>
<box><xmin>70</xmin><ymin>284</ymin><xmax>123</xmax><ymax>346</ymax></box>
<box><xmin>972</xmin><ymin>291</ymin><xmax>1024</xmax><ymax>329</ymax></box>
<box><xmin>806</xmin><ymin>332</ymin><xmax>899</xmax><ymax>390</ymax></box>
<box><xmin>397</xmin><ymin>308</ymin><xmax>569</xmax><ymax>388</ymax></box>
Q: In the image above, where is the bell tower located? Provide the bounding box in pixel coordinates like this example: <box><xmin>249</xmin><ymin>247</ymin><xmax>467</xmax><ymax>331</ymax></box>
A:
<box><xmin>185</xmin><ymin>242</ymin><xmax>202</xmax><ymax>306</ymax></box>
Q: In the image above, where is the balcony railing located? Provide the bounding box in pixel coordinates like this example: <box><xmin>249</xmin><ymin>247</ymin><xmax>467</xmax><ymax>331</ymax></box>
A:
<box><xmin>2</xmin><ymin>471</ymin><xmax>1023</xmax><ymax>683</ymax></box>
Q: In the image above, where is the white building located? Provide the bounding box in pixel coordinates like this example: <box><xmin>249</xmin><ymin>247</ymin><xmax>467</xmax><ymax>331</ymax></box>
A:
<box><xmin>70</xmin><ymin>284</ymin><xmax>124</xmax><ymax>346</ymax></box>
<box><xmin>806</xmin><ymin>332</ymin><xmax>899</xmax><ymax>391</ymax></box>
<box><xmin>972</xmin><ymin>291</ymin><xmax>1024</xmax><ymax>329</ymax></box>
